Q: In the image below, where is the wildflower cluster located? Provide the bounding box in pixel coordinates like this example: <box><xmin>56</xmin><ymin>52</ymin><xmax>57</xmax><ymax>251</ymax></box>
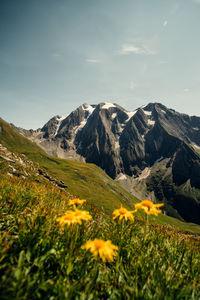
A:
<box><xmin>56</xmin><ymin>197</ymin><xmax>92</xmax><ymax>227</ymax></box>
<box><xmin>56</xmin><ymin>208</ymin><xmax>92</xmax><ymax>226</ymax></box>
<box><xmin>2</xmin><ymin>171</ymin><xmax>200</xmax><ymax>299</ymax></box>
<box><xmin>56</xmin><ymin>198</ymin><xmax>164</xmax><ymax>263</ymax></box>
<box><xmin>112</xmin><ymin>199</ymin><xmax>164</xmax><ymax>224</ymax></box>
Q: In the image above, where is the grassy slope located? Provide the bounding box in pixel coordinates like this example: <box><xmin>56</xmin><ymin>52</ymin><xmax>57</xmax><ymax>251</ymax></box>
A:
<box><xmin>1</xmin><ymin>118</ymin><xmax>200</xmax><ymax>233</ymax></box>
<box><xmin>0</xmin><ymin>118</ymin><xmax>137</xmax><ymax>214</ymax></box>
<box><xmin>1</xmin><ymin>175</ymin><xmax>200</xmax><ymax>299</ymax></box>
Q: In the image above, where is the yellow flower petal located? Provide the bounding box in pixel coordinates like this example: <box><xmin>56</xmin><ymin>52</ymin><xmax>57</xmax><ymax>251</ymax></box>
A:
<box><xmin>112</xmin><ymin>206</ymin><xmax>135</xmax><ymax>222</ymax></box>
<box><xmin>68</xmin><ymin>198</ymin><xmax>86</xmax><ymax>206</ymax></box>
<box><xmin>134</xmin><ymin>200</ymin><xmax>164</xmax><ymax>216</ymax></box>
<box><xmin>82</xmin><ymin>239</ymin><xmax>118</xmax><ymax>263</ymax></box>
<box><xmin>56</xmin><ymin>208</ymin><xmax>92</xmax><ymax>227</ymax></box>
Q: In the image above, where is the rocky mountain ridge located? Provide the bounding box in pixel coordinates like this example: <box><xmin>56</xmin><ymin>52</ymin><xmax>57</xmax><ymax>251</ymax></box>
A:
<box><xmin>24</xmin><ymin>102</ymin><xmax>200</xmax><ymax>176</ymax></box>
<box><xmin>19</xmin><ymin>102</ymin><xmax>200</xmax><ymax>223</ymax></box>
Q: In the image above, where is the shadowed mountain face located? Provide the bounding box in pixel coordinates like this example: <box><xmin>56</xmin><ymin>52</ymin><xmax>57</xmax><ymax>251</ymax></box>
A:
<box><xmin>21</xmin><ymin>102</ymin><xmax>200</xmax><ymax>224</ymax></box>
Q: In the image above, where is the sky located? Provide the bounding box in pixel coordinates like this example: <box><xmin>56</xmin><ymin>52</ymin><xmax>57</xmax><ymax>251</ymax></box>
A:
<box><xmin>1</xmin><ymin>0</ymin><xmax>200</xmax><ymax>129</ymax></box>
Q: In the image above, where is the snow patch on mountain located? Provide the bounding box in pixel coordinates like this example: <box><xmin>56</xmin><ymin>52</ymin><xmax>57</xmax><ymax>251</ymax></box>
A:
<box><xmin>74</xmin><ymin>120</ymin><xmax>87</xmax><ymax>134</ymax></box>
<box><xmin>142</xmin><ymin>108</ymin><xmax>155</xmax><ymax>126</ymax></box>
<box><xmin>102</xmin><ymin>103</ymin><xmax>116</xmax><ymax>109</ymax></box>
<box><xmin>55</xmin><ymin>116</ymin><xmax>66</xmax><ymax>136</ymax></box>
<box><xmin>143</xmin><ymin>109</ymin><xmax>152</xmax><ymax>116</ymax></box>
<box><xmin>125</xmin><ymin>110</ymin><xmax>137</xmax><ymax>122</ymax></box>
<box><xmin>148</xmin><ymin>119</ymin><xmax>155</xmax><ymax>126</ymax></box>
<box><xmin>82</xmin><ymin>104</ymin><xmax>95</xmax><ymax>115</ymax></box>
<box><xmin>72</xmin><ymin>104</ymin><xmax>96</xmax><ymax>136</ymax></box>
<box><xmin>111</xmin><ymin>113</ymin><xmax>117</xmax><ymax>120</ymax></box>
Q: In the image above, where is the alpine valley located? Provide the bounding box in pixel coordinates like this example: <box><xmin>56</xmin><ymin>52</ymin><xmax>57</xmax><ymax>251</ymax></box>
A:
<box><xmin>1</xmin><ymin>102</ymin><xmax>200</xmax><ymax>299</ymax></box>
<box><xmin>17</xmin><ymin>102</ymin><xmax>200</xmax><ymax>225</ymax></box>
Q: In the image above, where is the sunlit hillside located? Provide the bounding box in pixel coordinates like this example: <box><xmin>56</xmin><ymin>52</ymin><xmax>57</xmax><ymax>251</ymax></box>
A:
<box><xmin>0</xmin><ymin>171</ymin><xmax>200</xmax><ymax>299</ymax></box>
<box><xmin>1</xmin><ymin>118</ymin><xmax>200</xmax><ymax>298</ymax></box>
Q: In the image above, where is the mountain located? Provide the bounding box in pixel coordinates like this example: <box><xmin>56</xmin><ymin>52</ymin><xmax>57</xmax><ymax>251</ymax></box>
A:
<box><xmin>0</xmin><ymin>117</ymin><xmax>139</xmax><ymax>214</ymax></box>
<box><xmin>21</xmin><ymin>102</ymin><xmax>200</xmax><ymax>224</ymax></box>
<box><xmin>1</xmin><ymin>117</ymin><xmax>200</xmax><ymax>234</ymax></box>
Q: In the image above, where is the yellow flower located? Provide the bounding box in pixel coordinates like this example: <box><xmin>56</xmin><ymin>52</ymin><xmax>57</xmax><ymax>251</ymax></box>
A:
<box><xmin>68</xmin><ymin>198</ymin><xmax>86</xmax><ymax>206</ymax></box>
<box><xmin>56</xmin><ymin>211</ymin><xmax>81</xmax><ymax>226</ymax></box>
<box><xmin>82</xmin><ymin>239</ymin><xmax>118</xmax><ymax>262</ymax></box>
<box><xmin>56</xmin><ymin>209</ymin><xmax>92</xmax><ymax>227</ymax></box>
<box><xmin>73</xmin><ymin>208</ymin><xmax>92</xmax><ymax>222</ymax></box>
<box><xmin>134</xmin><ymin>200</ymin><xmax>164</xmax><ymax>216</ymax></box>
<box><xmin>112</xmin><ymin>206</ymin><xmax>135</xmax><ymax>222</ymax></box>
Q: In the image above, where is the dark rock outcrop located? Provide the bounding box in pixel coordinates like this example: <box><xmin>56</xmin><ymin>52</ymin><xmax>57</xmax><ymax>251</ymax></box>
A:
<box><xmin>19</xmin><ymin>102</ymin><xmax>200</xmax><ymax>224</ymax></box>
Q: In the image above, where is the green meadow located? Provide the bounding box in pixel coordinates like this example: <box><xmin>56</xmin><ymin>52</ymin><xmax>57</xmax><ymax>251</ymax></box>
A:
<box><xmin>0</xmin><ymin>174</ymin><xmax>200</xmax><ymax>299</ymax></box>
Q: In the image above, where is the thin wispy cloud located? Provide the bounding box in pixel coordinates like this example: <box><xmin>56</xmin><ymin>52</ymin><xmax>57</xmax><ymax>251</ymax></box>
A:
<box><xmin>119</xmin><ymin>36</ymin><xmax>158</xmax><ymax>56</ymax></box>
<box><xmin>119</xmin><ymin>44</ymin><xmax>156</xmax><ymax>55</ymax></box>
<box><xmin>85</xmin><ymin>58</ymin><xmax>99</xmax><ymax>63</ymax></box>
<box><xmin>163</xmin><ymin>20</ymin><xmax>168</xmax><ymax>27</ymax></box>
<box><xmin>120</xmin><ymin>44</ymin><xmax>145</xmax><ymax>55</ymax></box>
<box><xmin>193</xmin><ymin>0</ymin><xmax>200</xmax><ymax>4</ymax></box>
<box><xmin>184</xmin><ymin>88</ymin><xmax>190</xmax><ymax>92</ymax></box>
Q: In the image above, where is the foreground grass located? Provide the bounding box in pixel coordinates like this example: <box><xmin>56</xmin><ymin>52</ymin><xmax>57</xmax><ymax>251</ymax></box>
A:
<box><xmin>0</xmin><ymin>176</ymin><xmax>200</xmax><ymax>299</ymax></box>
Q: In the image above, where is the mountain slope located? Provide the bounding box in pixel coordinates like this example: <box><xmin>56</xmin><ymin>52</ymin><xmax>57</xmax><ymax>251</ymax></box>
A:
<box><xmin>25</xmin><ymin>102</ymin><xmax>200</xmax><ymax>176</ymax></box>
<box><xmin>21</xmin><ymin>102</ymin><xmax>200</xmax><ymax>224</ymax></box>
<box><xmin>0</xmin><ymin>118</ymin><xmax>138</xmax><ymax>214</ymax></box>
<box><xmin>1</xmin><ymin>117</ymin><xmax>200</xmax><ymax>233</ymax></box>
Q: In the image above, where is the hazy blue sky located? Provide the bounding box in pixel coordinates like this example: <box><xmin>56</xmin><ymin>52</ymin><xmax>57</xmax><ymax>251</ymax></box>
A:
<box><xmin>1</xmin><ymin>0</ymin><xmax>200</xmax><ymax>129</ymax></box>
